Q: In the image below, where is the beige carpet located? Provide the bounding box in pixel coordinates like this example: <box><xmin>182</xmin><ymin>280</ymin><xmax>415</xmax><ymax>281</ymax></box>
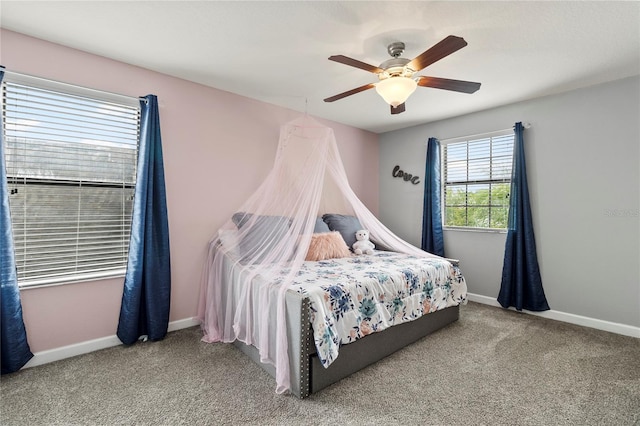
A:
<box><xmin>1</xmin><ymin>302</ymin><xmax>638</xmax><ymax>425</ymax></box>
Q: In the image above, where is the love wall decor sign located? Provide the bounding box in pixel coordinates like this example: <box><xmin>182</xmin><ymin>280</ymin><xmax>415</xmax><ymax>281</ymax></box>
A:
<box><xmin>392</xmin><ymin>165</ymin><xmax>420</xmax><ymax>185</ymax></box>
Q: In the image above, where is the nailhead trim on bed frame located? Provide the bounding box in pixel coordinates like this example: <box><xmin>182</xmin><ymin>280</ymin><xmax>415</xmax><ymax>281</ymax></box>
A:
<box><xmin>300</xmin><ymin>297</ymin><xmax>311</xmax><ymax>398</ymax></box>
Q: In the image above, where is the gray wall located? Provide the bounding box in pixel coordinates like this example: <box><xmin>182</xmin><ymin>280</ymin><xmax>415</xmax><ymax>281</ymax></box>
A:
<box><xmin>379</xmin><ymin>76</ymin><xmax>640</xmax><ymax>328</ymax></box>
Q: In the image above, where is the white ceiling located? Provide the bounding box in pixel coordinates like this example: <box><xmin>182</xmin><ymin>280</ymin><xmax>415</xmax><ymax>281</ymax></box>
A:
<box><xmin>1</xmin><ymin>1</ymin><xmax>639</xmax><ymax>134</ymax></box>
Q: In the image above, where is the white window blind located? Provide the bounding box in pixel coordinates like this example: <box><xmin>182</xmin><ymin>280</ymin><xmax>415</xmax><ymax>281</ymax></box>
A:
<box><xmin>442</xmin><ymin>131</ymin><xmax>514</xmax><ymax>229</ymax></box>
<box><xmin>2</xmin><ymin>75</ymin><xmax>140</xmax><ymax>288</ymax></box>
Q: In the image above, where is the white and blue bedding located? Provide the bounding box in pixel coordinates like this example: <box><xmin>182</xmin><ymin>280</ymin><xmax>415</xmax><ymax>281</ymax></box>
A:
<box><xmin>288</xmin><ymin>251</ymin><xmax>467</xmax><ymax>367</ymax></box>
<box><xmin>218</xmin><ymin>246</ymin><xmax>467</xmax><ymax>370</ymax></box>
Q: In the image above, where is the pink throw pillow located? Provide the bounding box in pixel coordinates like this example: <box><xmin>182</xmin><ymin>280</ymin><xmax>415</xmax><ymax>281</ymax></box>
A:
<box><xmin>305</xmin><ymin>231</ymin><xmax>352</xmax><ymax>261</ymax></box>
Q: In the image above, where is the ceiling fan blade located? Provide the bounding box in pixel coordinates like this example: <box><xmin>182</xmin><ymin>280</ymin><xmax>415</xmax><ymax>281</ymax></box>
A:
<box><xmin>324</xmin><ymin>83</ymin><xmax>376</xmax><ymax>102</ymax></box>
<box><xmin>391</xmin><ymin>103</ymin><xmax>406</xmax><ymax>114</ymax></box>
<box><xmin>329</xmin><ymin>55</ymin><xmax>385</xmax><ymax>74</ymax></box>
<box><xmin>406</xmin><ymin>35</ymin><xmax>468</xmax><ymax>72</ymax></box>
<box><xmin>416</xmin><ymin>76</ymin><xmax>481</xmax><ymax>93</ymax></box>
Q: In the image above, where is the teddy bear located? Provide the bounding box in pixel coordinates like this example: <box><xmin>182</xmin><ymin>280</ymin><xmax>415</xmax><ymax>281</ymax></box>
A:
<box><xmin>352</xmin><ymin>229</ymin><xmax>375</xmax><ymax>255</ymax></box>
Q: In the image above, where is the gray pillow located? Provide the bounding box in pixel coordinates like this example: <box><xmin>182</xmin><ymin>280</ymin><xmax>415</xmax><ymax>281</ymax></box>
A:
<box><xmin>314</xmin><ymin>217</ymin><xmax>331</xmax><ymax>233</ymax></box>
<box><xmin>231</xmin><ymin>212</ymin><xmax>291</xmax><ymax>262</ymax></box>
<box><xmin>232</xmin><ymin>212</ymin><xmax>254</xmax><ymax>228</ymax></box>
<box><xmin>321</xmin><ymin>214</ymin><xmax>363</xmax><ymax>250</ymax></box>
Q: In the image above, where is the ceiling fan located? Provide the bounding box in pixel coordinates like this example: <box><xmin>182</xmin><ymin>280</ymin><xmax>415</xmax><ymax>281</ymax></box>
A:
<box><xmin>324</xmin><ymin>35</ymin><xmax>481</xmax><ymax>115</ymax></box>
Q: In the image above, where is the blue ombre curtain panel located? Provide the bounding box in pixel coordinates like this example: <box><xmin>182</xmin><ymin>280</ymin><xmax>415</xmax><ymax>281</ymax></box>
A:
<box><xmin>117</xmin><ymin>95</ymin><xmax>171</xmax><ymax>345</ymax></box>
<box><xmin>421</xmin><ymin>137</ymin><xmax>445</xmax><ymax>257</ymax></box>
<box><xmin>498</xmin><ymin>122</ymin><xmax>549</xmax><ymax>311</ymax></box>
<box><xmin>1</xmin><ymin>69</ymin><xmax>34</xmax><ymax>374</ymax></box>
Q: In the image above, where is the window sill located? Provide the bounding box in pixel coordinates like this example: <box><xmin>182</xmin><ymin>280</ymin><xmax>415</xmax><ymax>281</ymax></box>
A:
<box><xmin>18</xmin><ymin>271</ymin><xmax>126</xmax><ymax>290</ymax></box>
<box><xmin>443</xmin><ymin>226</ymin><xmax>507</xmax><ymax>234</ymax></box>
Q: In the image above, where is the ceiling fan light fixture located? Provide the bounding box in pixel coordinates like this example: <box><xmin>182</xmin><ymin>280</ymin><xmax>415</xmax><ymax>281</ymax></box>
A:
<box><xmin>375</xmin><ymin>76</ymin><xmax>417</xmax><ymax>107</ymax></box>
<box><xmin>325</xmin><ymin>36</ymin><xmax>478</xmax><ymax>114</ymax></box>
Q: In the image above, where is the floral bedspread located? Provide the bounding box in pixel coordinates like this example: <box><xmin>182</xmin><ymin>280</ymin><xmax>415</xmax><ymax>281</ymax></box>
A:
<box><xmin>289</xmin><ymin>251</ymin><xmax>467</xmax><ymax>368</ymax></box>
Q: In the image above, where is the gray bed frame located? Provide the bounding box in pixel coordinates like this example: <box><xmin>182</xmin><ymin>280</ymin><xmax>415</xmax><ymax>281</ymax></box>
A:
<box><xmin>233</xmin><ymin>289</ymin><xmax>460</xmax><ymax>398</ymax></box>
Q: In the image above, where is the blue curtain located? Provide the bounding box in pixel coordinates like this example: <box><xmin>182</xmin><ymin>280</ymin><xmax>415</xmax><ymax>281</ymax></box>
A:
<box><xmin>498</xmin><ymin>122</ymin><xmax>549</xmax><ymax>311</ymax></box>
<box><xmin>1</xmin><ymin>69</ymin><xmax>34</xmax><ymax>374</ymax></box>
<box><xmin>421</xmin><ymin>137</ymin><xmax>445</xmax><ymax>256</ymax></box>
<box><xmin>117</xmin><ymin>95</ymin><xmax>171</xmax><ymax>345</ymax></box>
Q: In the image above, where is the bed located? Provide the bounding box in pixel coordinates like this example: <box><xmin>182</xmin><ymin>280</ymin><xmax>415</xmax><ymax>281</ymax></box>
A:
<box><xmin>196</xmin><ymin>120</ymin><xmax>468</xmax><ymax>397</ymax></box>
<box><xmin>207</xmin><ymin>240</ymin><xmax>467</xmax><ymax>398</ymax></box>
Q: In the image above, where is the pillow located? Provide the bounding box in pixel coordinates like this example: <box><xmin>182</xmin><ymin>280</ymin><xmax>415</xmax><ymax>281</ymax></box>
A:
<box><xmin>231</xmin><ymin>212</ymin><xmax>292</xmax><ymax>262</ymax></box>
<box><xmin>313</xmin><ymin>217</ymin><xmax>331</xmax><ymax>233</ymax></box>
<box><xmin>232</xmin><ymin>212</ymin><xmax>253</xmax><ymax>228</ymax></box>
<box><xmin>322</xmin><ymin>214</ymin><xmax>363</xmax><ymax>250</ymax></box>
<box><xmin>305</xmin><ymin>231</ymin><xmax>352</xmax><ymax>261</ymax></box>
<box><xmin>217</xmin><ymin>229</ymin><xmax>240</xmax><ymax>256</ymax></box>
<box><xmin>218</xmin><ymin>229</ymin><xmax>239</xmax><ymax>248</ymax></box>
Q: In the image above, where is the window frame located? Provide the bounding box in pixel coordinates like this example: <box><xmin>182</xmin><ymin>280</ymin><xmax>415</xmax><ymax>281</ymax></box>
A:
<box><xmin>2</xmin><ymin>71</ymin><xmax>141</xmax><ymax>289</ymax></box>
<box><xmin>441</xmin><ymin>129</ymin><xmax>514</xmax><ymax>232</ymax></box>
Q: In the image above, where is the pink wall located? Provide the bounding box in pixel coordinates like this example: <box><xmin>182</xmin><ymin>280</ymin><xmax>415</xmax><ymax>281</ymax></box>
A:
<box><xmin>1</xmin><ymin>30</ymin><xmax>379</xmax><ymax>353</ymax></box>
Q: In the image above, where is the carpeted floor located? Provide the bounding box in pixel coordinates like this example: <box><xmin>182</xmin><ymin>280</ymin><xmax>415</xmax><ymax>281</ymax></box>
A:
<box><xmin>1</xmin><ymin>302</ymin><xmax>638</xmax><ymax>425</ymax></box>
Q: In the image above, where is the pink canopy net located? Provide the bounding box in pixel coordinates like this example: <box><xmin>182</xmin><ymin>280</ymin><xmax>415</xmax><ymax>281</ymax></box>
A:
<box><xmin>198</xmin><ymin>116</ymin><xmax>444</xmax><ymax>394</ymax></box>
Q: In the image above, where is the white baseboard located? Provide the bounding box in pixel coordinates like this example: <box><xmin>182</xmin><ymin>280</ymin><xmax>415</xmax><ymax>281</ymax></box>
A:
<box><xmin>467</xmin><ymin>293</ymin><xmax>640</xmax><ymax>338</ymax></box>
<box><xmin>24</xmin><ymin>317</ymin><xmax>200</xmax><ymax>369</ymax></box>
<box><xmin>167</xmin><ymin>317</ymin><xmax>200</xmax><ymax>332</ymax></box>
<box><xmin>22</xmin><ymin>300</ymin><xmax>638</xmax><ymax>370</ymax></box>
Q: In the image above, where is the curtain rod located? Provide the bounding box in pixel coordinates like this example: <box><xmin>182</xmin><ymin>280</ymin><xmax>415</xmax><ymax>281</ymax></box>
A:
<box><xmin>1</xmin><ymin>66</ymin><xmax>144</xmax><ymax>105</ymax></box>
<box><xmin>434</xmin><ymin>122</ymin><xmax>532</xmax><ymax>145</ymax></box>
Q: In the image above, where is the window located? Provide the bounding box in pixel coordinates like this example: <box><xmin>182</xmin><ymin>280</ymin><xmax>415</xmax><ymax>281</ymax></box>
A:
<box><xmin>442</xmin><ymin>130</ymin><xmax>514</xmax><ymax>229</ymax></box>
<box><xmin>2</xmin><ymin>73</ymin><xmax>140</xmax><ymax>288</ymax></box>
